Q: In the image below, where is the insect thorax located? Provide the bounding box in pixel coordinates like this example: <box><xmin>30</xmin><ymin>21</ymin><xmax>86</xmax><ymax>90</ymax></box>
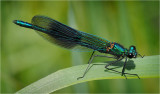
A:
<box><xmin>106</xmin><ymin>42</ymin><xmax>126</xmax><ymax>57</ymax></box>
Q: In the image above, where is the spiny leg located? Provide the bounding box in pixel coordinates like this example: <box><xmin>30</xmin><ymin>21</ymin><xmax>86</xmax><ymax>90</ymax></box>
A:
<box><xmin>106</xmin><ymin>57</ymin><xmax>140</xmax><ymax>79</ymax></box>
<box><xmin>105</xmin><ymin>57</ymin><xmax>124</xmax><ymax>68</ymax></box>
<box><xmin>77</xmin><ymin>50</ymin><xmax>116</xmax><ymax>80</ymax></box>
<box><xmin>105</xmin><ymin>67</ymin><xmax>127</xmax><ymax>79</ymax></box>
<box><xmin>121</xmin><ymin>57</ymin><xmax>127</xmax><ymax>76</ymax></box>
<box><xmin>123</xmin><ymin>72</ymin><xmax>140</xmax><ymax>79</ymax></box>
<box><xmin>106</xmin><ymin>68</ymin><xmax>140</xmax><ymax>79</ymax></box>
<box><xmin>121</xmin><ymin>57</ymin><xmax>140</xmax><ymax>79</ymax></box>
<box><xmin>105</xmin><ymin>57</ymin><xmax>126</xmax><ymax>78</ymax></box>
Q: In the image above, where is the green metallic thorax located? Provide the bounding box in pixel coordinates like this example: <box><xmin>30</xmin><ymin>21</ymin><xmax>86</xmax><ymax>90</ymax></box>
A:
<box><xmin>108</xmin><ymin>43</ymin><xmax>128</xmax><ymax>58</ymax></box>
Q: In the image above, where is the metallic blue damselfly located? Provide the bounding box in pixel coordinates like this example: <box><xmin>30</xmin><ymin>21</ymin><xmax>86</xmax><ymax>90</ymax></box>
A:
<box><xmin>13</xmin><ymin>15</ymin><xmax>144</xmax><ymax>79</ymax></box>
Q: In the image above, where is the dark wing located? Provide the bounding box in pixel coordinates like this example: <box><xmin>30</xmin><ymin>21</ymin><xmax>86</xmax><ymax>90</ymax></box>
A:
<box><xmin>32</xmin><ymin>15</ymin><xmax>81</xmax><ymax>49</ymax></box>
<box><xmin>31</xmin><ymin>15</ymin><xmax>110</xmax><ymax>52</ymax></box>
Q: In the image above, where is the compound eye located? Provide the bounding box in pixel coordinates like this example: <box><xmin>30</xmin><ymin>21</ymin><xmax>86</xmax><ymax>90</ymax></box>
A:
<box><xmin>128</xmin><ymin>53</ymin><xmax>133</xmax><ymax>58</ymax></box>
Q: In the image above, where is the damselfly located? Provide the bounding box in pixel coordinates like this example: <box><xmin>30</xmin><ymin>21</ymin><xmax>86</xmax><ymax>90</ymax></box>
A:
<box><xmin>13</xmin><ymin>15</ymin><xmax>144</xmax><ymax>79</ymax></box>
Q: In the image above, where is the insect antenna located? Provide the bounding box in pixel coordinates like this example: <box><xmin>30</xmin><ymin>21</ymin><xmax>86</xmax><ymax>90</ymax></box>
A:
<box><xmin>138</xmin><ymin>54</ymin><xmax>144</xmax><ymax>58</ymax></box>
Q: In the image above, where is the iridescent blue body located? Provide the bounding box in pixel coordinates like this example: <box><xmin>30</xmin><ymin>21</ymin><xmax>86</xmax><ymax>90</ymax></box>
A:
<box><xmin>14</xmin><ymin>15</ymin><xmax>143</xmax><ymax>79</ymax></box>
<box><xmin>13</xmin><ymin>16</ymin><xmax>138</xmax><ymax>59</ymax></box>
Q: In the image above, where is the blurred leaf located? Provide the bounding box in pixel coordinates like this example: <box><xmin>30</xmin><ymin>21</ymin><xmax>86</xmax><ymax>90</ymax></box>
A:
<box><xmin>16</xmin><ymin>55</ymin><xmax>159</xmax><ymax>93</ymax></box>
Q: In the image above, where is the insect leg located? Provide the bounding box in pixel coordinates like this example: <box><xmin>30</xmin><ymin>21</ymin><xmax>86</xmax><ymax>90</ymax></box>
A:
<box><xmin>121</xmin><ymin>57</ymin><xmax>127</xmax><ymax>76</ymax></box>
<box><xmin>105</xmin><ymin>57</ymin><xmax>124</xmax><ymax>68</ymax></box>
<box><xmin>105</xmin><ymin>67</ymin><xmax>127</xmax><ymax>79</ymax></box>
<box><xmin>105</xmin><ymin>57</ymin><xmax>128</xmax><ymax>79</ymax></box>
<box><xmin>77</xmin><ymin>51</ymin><xmax>116</xmax><ymax>80</ymax></box>
<box><xmin>106</xmin><ymin>57</ymin><xmax>140</xmax><ymax>79</ymax></box>
<box><xmin>87</xmin><ymin>50</ymin><xmax>95</xmax><ymax>64</ymax></box>
<box><xmin>123</xmin><ymin>73</ymin><xmax>140</xmax><ymax>79</ymax></box>
<box><xmin>122</xmin><ymin>57</ymin><xmax>140</xmax><ymax>79</ymax></box>
<box><xmin>77</xmin><ymin>50</ymin><xmax>95</xmax><ymax>80</ymax></box>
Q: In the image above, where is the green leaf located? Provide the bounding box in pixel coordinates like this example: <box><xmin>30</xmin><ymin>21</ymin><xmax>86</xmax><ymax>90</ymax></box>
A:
<box><xmin>16</xmin><ymin>55</ymin><xmax>159</xmax><ymax>93</ymax></box>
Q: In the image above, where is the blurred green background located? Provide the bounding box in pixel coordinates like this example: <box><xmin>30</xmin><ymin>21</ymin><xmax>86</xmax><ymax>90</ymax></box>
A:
<box><xmin>1</xmin><ymin>1</ymin><xmax>159</xmax><ymax>93</ymax></box>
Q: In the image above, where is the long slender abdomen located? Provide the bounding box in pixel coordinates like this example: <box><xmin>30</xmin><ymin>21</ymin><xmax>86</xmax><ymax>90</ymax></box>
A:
<box><xmin>13</xmin><ymin>19</ymin><xmax>81</xmax><ymax>49</ymax></box>
<box><xmin>13</xmin><ymin>20</ymin><xmax>33</xmax><ymax>29</ymax></box>
<box><xmin>13</xmin><ymin>20</ymin><xmax>51</xmax><ymax>34</ymax></box>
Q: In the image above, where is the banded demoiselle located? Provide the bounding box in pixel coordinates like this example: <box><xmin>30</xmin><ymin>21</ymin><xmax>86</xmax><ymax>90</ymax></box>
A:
<box><xmin>13</xmin><ymin>15</ymin><xmax>144</xmax><ymax>79</ymax></box>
